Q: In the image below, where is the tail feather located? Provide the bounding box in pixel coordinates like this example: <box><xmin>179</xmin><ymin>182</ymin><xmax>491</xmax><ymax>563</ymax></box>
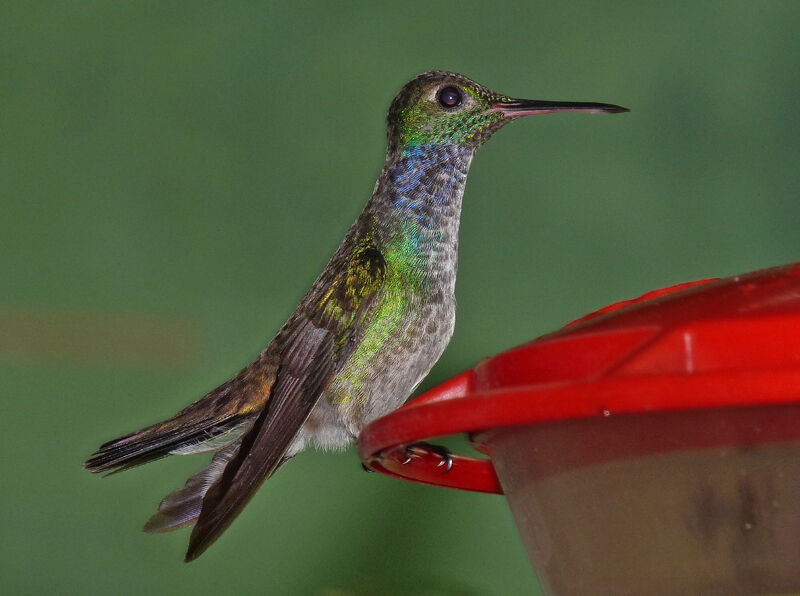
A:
<box><xmin>85</xmin><ymin>355</ymin><xmax>277</xmax><ymax>475</ymax></box>
<box><xmin>143</xmin><ymin>444</ymin><xmax>238</xmax><ymax>533</ymax></box>
<box><xmin>84</xmin><ymin>416</ymin><xmax>247</xmax><ymax>475</ymax></box>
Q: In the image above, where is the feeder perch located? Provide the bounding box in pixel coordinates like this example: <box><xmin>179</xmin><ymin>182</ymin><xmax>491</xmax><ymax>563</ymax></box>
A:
<box><xmin>358</xmin><ymin>263</ymin><xmax>800</xmax><ymax>596</ymax></box>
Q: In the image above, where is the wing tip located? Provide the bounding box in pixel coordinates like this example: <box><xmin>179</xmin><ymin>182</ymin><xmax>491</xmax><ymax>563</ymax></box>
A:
<box><xmin>183</xmin><ymin>499</ymin><xmax>230</xmax><ymax>562</ymax></box>
<box><xmin>184</xmin><ymin>532</ymin><xmax>211</xmax><ymax>563</ymax></box>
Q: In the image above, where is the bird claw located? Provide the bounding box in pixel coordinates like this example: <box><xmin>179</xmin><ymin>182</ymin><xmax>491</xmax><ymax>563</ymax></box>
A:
<box><xmin>361</xmin><ymin>462</ymin><xmax>375</xmax><ymax>473</ymax></box>
<box><xmin>402</xmin><ymin>442</ymin><xmax>453</xmax><ymax>473</ymax></box>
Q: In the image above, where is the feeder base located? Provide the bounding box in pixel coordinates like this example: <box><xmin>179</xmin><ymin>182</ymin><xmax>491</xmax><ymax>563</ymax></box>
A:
<box><xmin>488</xmin><ymin>405</ymin><xmax>800</xmax><ymax>596</ymax></box>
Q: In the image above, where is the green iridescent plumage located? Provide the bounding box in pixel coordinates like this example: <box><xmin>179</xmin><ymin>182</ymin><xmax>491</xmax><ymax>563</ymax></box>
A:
<box><xmin>328</xmin><ymin>227</ymin><xmax>426</xmax><ymax>405</ymax></box>
<box><xmin>85</xmin><ymin>70</ymin><xmax>627</xmax><ymax>562</ymax></box>
<box><xmin>388</xmin><ymin>72</ymin><xmax>510</xmax><ymax>150</ymax></box>
<box><xmin>314</xmin><ymin>230</ymin><xmax>386</xmax><ymax>350</ymax></box>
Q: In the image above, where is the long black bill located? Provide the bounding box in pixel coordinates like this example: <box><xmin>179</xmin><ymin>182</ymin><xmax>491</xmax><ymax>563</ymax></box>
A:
<box><xmin>490</xmin><ymin>99</ymin><xmax>628</xmax><ymax>117</ymax></box>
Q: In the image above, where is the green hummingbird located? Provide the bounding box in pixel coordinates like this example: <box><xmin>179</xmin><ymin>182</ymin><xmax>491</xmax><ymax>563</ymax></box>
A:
<box><xmin>85</xmin><ymin>71</ymin><xmax>627</xmax><ymax>561</ymax></box>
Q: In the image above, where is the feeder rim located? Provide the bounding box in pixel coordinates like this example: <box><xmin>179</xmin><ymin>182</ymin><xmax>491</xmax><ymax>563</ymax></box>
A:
<box><xmin>357</xmin><ymin>264</ymin><xmax>800</xmax><ymax>493</ymax></box>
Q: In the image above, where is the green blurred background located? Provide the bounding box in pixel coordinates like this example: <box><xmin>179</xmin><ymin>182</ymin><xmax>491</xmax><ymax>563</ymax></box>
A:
<box><xmin>3</xmin><ymin>2</ymin><xmax>800</xmax><ymax>594</ymax></box>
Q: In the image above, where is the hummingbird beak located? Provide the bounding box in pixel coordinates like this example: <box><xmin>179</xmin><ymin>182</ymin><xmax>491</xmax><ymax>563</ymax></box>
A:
<box><xmin>489</xmin><ymin>98</ymin><xmax>629</xmax><ymax>117</ymax></box>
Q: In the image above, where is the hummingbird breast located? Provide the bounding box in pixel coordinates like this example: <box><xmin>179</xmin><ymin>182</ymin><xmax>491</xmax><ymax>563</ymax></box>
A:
<box><xmin>301</xmin><ymin>143</ymin><xmax>473</xmax><ymax>451</ymax></box>
<box><xmin>308</xmin><ymin>273</ymin><xmax>457</xmax><ymax>450</ymax></box>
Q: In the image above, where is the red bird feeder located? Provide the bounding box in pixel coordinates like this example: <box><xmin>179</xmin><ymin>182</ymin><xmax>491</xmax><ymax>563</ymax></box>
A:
<box><xmin>358</xmin><ymin>263</ymin><xmax>800</xmax><ymax>596</ymax></box>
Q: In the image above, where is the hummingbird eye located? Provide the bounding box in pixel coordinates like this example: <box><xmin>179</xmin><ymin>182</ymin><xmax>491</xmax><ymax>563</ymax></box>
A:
<box><xmin>438</xmin><ymin>86</ymin><xmax>462</xmax><ymax>109</ymax></box>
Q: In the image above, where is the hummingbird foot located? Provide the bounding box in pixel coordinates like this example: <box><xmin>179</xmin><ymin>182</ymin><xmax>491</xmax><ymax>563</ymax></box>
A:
<box><xmin>402</xmin><ymin>442</ymin><xmax>453</xmax><ymax>473</ymax></box>
<box><xmin>361</xmin><ymin>462</ymin><xmax>375</xmax><ymax>473</ymax></box>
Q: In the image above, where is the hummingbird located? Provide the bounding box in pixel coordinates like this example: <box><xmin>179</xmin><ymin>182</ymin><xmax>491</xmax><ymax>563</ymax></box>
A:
<box><xmin>85</xmin><ymin>71</ymin><xmax>627</xmax><ymax>561</ymax></box>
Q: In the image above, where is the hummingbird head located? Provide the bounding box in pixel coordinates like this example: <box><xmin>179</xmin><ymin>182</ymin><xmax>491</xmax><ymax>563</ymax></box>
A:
<box><xmin>387</xmin><ymin>71</ymin><xmax>628</xmax><ymax>154</ymax></box>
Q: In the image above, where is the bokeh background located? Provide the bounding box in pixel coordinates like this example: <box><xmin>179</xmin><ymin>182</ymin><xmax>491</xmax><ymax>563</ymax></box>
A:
<box><xmin>3</xmin><ymin>2</ymin><xmax>800</xmax><ymax>594</ymax></box>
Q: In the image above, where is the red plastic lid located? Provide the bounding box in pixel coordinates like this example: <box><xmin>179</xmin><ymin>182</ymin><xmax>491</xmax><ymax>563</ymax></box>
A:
<box><xmin>358</xmin><ymin>263</ymin><xmax>800</xmax><ymax>493</ymax></box>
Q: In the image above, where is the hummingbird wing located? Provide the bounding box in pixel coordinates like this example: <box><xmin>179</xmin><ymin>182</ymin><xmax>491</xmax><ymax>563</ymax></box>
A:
<box><xmin>184</xmin><ymin>236</ymin><xmax>386</xmax><ymax>561</ymax></box>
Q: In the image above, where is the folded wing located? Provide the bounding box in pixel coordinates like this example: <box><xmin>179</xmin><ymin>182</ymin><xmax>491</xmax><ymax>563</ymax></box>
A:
<box><xmin>185</xmin><ymin>234</ymin><xmax>386</xmax><ymax>561</ymax></box>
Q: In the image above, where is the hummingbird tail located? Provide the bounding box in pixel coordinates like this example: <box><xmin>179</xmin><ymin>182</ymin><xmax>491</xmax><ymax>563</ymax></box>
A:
<box><xmin>142</xmin><ymin>443</ymin><xmax>239</xmax><ymax>533</ymax></box>
<box><xmin>84</xmin><ymin>354</ymin><xmax>277</xmax><ymax>475</ymax></box>
<box><xmin>83</xmin><ymin>414</ymin><xmax>251</xmax><ymax>475</ymax></box>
